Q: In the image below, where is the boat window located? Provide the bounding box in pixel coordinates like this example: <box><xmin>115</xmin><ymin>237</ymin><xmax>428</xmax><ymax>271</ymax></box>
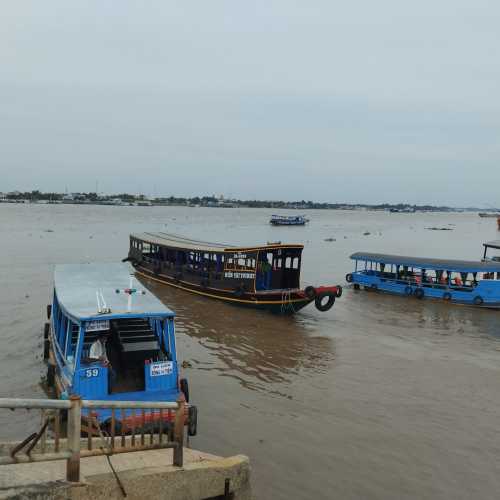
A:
<box><xmin>285</xmin><ymin>257</ymin><xmax>292</xmax><ymax>269</ymax></box>
<box><xmin>292</xmin><ymin>257</ymin><xmax>300</xmax><ymax>269</ymax></box>
<box><xmin>267</xmin><ymin>253</ymin><xmax>273</xmax><ymax>265</ymax></box>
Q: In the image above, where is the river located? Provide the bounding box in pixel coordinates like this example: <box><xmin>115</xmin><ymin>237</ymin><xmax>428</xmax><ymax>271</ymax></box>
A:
<box><xmin>1</xmin><ymin>204</ymin><xmax>500</xmax><ymax>499</ymax></box>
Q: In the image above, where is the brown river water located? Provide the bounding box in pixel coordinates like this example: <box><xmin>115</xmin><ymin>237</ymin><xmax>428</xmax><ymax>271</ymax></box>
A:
<box><xmin>1</xmin><ymin>204</ymin><xmax>500</xmax><ymax>499</ymax></box>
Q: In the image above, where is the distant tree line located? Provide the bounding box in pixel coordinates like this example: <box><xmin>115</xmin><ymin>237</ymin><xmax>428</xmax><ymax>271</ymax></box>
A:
<box><xmin>1</xmin><ymin>190</ymin><xmax>460</xmax><ymax>211</ymax></box>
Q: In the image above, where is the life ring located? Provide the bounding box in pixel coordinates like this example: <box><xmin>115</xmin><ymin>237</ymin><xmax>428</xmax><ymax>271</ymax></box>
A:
<box><xmin>414</xmin><ymin>288</ymin><xmax>424</xmax><ymax>299</ymax></box>
<box><xmin>345</xmin><ymin>273</ymin><xmax>353</xmax><ymax>283</ymax></box>
<box><xmin>180</xmin><ymin>378</ymin><xmax>190</xmax><ymax>403</ymax></box>
<box><xmin>304</xmin><ymin>286</ymin><xmax>316</xmax><ymax>299</ymax></box>
<box><xmin>335</xmin><ymin>285</ymin><xmax>343</xmax><ymax>298</ymax></box>
<box><xmin>473</xmin><ymin>296</ymin><xmax>484</xmax><ymax>306</ymax></box>
<box><xmin>443</xmin><ymin>292</ymin><xmax>452</xmax><ymax>301</ymax></box>
<box><xmin>404</xmin><ymin>286</ymin><xmax>413</xmax><ymax>296</ymax></box>
<box><xmin>315</xmin><ymin>292</ymin><xmax>335</xmax><ymax>312</ymax></box>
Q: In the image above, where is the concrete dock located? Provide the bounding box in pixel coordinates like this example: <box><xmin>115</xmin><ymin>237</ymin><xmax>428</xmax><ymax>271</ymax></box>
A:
<box><xmin>0</xmin><ymin>447</ymin><xmax>252</xmax><ymax>499</ymax></box>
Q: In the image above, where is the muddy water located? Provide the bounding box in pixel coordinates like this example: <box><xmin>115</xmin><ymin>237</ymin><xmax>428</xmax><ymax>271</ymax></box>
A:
<box><xmin>1</xmin><ymin>204</ymin><xmax>500</xmax><ymax>499</ymax></box>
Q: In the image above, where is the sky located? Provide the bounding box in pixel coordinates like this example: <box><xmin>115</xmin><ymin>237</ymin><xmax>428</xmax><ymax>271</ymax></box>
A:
<box><xmin>1</xmin><ymin>1</ymin><xmax>499</xmax><ymax>206</ymax></box>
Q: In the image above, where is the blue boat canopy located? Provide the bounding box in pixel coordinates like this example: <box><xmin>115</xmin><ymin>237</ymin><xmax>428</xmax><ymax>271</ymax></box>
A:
<box><xmin>350</xmin><ymin>252</ymin><xmax>500</xmax><ymax>273</ymax></box>
<box><xmin>54</xmin><ymin>263</ymin><xmax>174</xmax><ymax>322</ymax></box>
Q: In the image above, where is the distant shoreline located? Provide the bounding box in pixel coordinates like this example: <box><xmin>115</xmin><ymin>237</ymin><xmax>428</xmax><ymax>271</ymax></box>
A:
<box><xmin>0</xmin><ymin>192</ymin><xmax>496</xmax><ymax>213</ymax></box>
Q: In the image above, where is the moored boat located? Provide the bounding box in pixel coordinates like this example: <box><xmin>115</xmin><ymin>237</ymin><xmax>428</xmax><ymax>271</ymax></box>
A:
<box><xmin>346</xmin><ymin>241</ymin><xmax>500</xmax><ymax>308</ymax></box>
<box><xmin>125</xmin><ymin>232</ymin><xmax>342</xmax><ymax>313</ymax></box>
<box><xmin>270</xmin><ymin>214</ymin><xmax>309</xmax><ymax>226</ymax></box>
<box><xmin>43</xmin><ymin>262</ymin><xmax>197</xmax><ymax>434</ymax></box>
<box><xmin>478</xmin><ymin>212</ymin><xmax>500</xmax><ymax>218</ymax></box>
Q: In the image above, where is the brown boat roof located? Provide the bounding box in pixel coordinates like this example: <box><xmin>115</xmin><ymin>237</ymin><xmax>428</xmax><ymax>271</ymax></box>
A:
<box><xmin>131</xmin><ymin>232</ymin><xmax>304</xmax><ymax>252</ymax></box>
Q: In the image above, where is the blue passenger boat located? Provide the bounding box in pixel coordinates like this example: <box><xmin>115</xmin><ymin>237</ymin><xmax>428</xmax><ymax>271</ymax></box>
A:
<box><xmin>43</xmin><ymin>263</ymin><xmax>197</xmax><ymax>433</ymax></box>
<box><xmin>270</xmin><ymin>214</ymin><xmax>309</xmax><ymax>226</ymax></box>
<box><xmin>346</xmin><ymin>241</ymin><xmax>500</xmax><ymax>307</ymax></box>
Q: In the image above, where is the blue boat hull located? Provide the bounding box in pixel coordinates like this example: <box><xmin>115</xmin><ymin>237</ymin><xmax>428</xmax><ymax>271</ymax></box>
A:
<box><xmin>349</xmin><ymin>272</ymin><xmax>500</xmax><ymax>308</ymax></box>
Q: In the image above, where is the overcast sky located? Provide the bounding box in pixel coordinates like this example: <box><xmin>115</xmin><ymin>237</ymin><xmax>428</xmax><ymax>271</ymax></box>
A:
<box><xmin>1</xmin><ymin>1</ymin><xmax>499</xmax><ymax>205</ymax></box>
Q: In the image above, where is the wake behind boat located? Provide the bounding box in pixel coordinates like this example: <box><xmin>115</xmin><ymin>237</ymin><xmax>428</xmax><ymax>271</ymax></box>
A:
<box><xmin>125</xmin><ymin>232</ymin><xmax>342</xmax><ymax>314</ymax></box>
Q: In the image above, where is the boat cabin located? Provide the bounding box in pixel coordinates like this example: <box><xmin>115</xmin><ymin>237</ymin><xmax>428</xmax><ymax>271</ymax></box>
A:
<box><xmin>348</xmin><ymin>252</ymin><xmax>500</xmax><ymax>307</ymax></box>
<box><xmin>46</xmin><ymin>263</ymin><xmax>192</xmax><ymax>424</ymax></box>
<box><xmin>129</xmin><ymin>233</ymin><xmax>304</xmax><ymax>292</ymax></box>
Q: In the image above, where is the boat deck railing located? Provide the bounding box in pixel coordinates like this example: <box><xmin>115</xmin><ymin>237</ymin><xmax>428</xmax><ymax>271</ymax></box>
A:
<box><xmin>358</xmin><ymin>270</ymin><xmax>481</xmax><ymax>291</ymax></box>
<box><xmin>0</xmin><ymin>396</ymin><xmax>186</xmax><ymax>483</ymax></box>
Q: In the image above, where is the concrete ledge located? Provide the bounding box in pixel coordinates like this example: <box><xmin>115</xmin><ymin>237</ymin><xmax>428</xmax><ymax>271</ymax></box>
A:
<box><xmin>0</xmin><ymin>449</ymin><xmax>252</xmax><ymax>500</ymax></box>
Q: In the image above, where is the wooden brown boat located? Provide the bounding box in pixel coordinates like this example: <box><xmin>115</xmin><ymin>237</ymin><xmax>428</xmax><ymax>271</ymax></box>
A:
<box><xmin>125</xmin><ymin>233</ymin><xmax>342</xmax><ymax>314</ymax></box>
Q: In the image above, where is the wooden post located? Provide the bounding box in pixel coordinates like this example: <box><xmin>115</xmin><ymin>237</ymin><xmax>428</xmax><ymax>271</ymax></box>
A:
<box><xmin>66</xmin><ymin>395</ymin><xmax>81</xmax><ymax>482</ymax></box>
<box><xmin>173</xmin><ymin>397</ymin><xmax>185</xmax><ymax>467</ymax></box>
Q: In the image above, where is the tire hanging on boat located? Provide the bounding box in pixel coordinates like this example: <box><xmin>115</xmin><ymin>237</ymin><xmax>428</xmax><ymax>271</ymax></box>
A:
<box><xmin>315</xmin><ymin>292</ymin><xmax>335</xmax><ymax>312</ymax></box>
<box><xmin>188</xmin><ymin>406</ymin><xmax>198</xmax><ymax>437</ymax></box>
<box><xmin>304</xmin><ymin>286</ymin><xmax>316</xmax><ymax>299</ymax></box>
<box><xmin>335</xmin><ymin>286</ymin><xmax>343</xmax><ymax>298</ymax></box>
<box><xmin>473</xmin><ymin>296</ymin><xmax>484</xmax><ymax>306</ymax></box>
<box><xmin>443</xmin><ymin>292</ymin><xmax>452</xmax><ymax>301</ymax></box>
<box><xmin>180</xmin><ymin>378</ymin><xmax>190</xmax><ymax>403</ymax></box>
<box><xmin>414</xmin><ymin>288</ymin><xmax>424</xmax><ymax>299</ymax></box>
<box><xmin>404</xmin><ymin>286</ymin><xmax>413</xmax><ymax>295</ymax></box>
<box><xmin>345</xmin><ymin>273</ymin><xmax>353</xmax><ymax>283</ymax></box>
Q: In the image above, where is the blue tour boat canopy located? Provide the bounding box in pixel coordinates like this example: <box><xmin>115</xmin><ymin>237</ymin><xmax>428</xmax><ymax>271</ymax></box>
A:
<box><xmin>54</xmin><ymin>263</ymin><xmax>174</xmax><ymax>322</ymax></box>
<box><xmin>350</xmin><ymin>252</ymin><xmax>500</xmax><ymax>273</ymax></box>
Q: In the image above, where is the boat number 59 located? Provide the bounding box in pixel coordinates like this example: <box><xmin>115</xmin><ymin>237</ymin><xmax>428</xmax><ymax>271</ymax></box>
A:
<box><xmin>85</xmin><ymin>368</ymin><xmax>99</xmax><ymax>378</ymax></box>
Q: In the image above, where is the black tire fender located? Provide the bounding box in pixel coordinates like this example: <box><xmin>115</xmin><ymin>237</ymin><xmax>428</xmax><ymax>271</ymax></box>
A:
<box><xmin>44</xmin><ymin>322</ymin><xmax>50</xmax><ymax>339</ymax></box>
<box><xmin>414</xmin><ymin>288</ymin><xmax>424</xmax><ymax>299</ymax></box>
<box><xmin>345</xmin><ymin>273</ymin><xmax>353</xmax><ymax>283</ymax></box>
<box><xmin>180</xmin><ymin>378</ymin><xmax>189</xmax><ymax>403</ymax></box>
<box><xmin>335</xmin><ymin>285</ymin><xmax>343</xmax><ymax>298</ymax></box>
<box><xmin>443</xmin><ymin>292</ymin><xmax>452</xmax><ymax>301</ymax></box>
<box><xmin>304</xmin><ymin>286</ymin><xmax>316</xmax><ymax>299</ymax></box>
<box><xmin>404</xmin><ymin>286</ymin><xmax>413</xmax><ymax>296</ymax></box>
<box><xmin>315</xmin><ymin>292</ymin><xmax>335</xmax><ymax>312</ymax></box>
<box><xmin>188</xmin><ymin>406</ymin><xmax>198</xmax><ymax>437</ymax></box>
<box><xmin>46</xmin><ymin>364</ymin><xmax>55</xmax><ymax>388</ymax></box>
<box><xmin>473</xmin><ymin>295</ymin><xmax>484</xmax><ymax>306</ymax></box>
<box><xmin>46</xmin><ymin>304</ymin><xmax>52</xmax><ymax>320</ymax></box>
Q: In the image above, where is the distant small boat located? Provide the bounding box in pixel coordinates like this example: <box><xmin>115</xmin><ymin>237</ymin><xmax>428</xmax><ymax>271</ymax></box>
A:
<box><xmin>478</xmin><ymin>212</ymin><xmax>500</xmax><ymax>218</ymax></box>
<box><xmin>270</xmin><ymin>215</ymin><xmax>309</xmax><ymax>226</ymax></box>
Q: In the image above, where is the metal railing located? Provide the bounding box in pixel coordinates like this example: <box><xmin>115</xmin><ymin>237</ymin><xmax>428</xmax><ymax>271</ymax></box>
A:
<box><xmin>0</xmin><ymin>396</ymin><xmax>186</xmax><ymax>482</ymax></box>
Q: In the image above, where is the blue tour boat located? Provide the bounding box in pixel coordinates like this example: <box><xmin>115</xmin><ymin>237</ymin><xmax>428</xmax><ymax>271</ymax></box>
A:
<box><xmin>270</xmin><ymin>214</ymin><xmax>309</xmax><ymax>226</ymax></box>
<box><xmin>346</xmin><ymin>241</ymin><xmax>500</xmax><ymax>307</ymax></box>
<box><xmin>43</xmin><ymin>262</ymin><xmax>197</xmax><ymax>433</ymax></box>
